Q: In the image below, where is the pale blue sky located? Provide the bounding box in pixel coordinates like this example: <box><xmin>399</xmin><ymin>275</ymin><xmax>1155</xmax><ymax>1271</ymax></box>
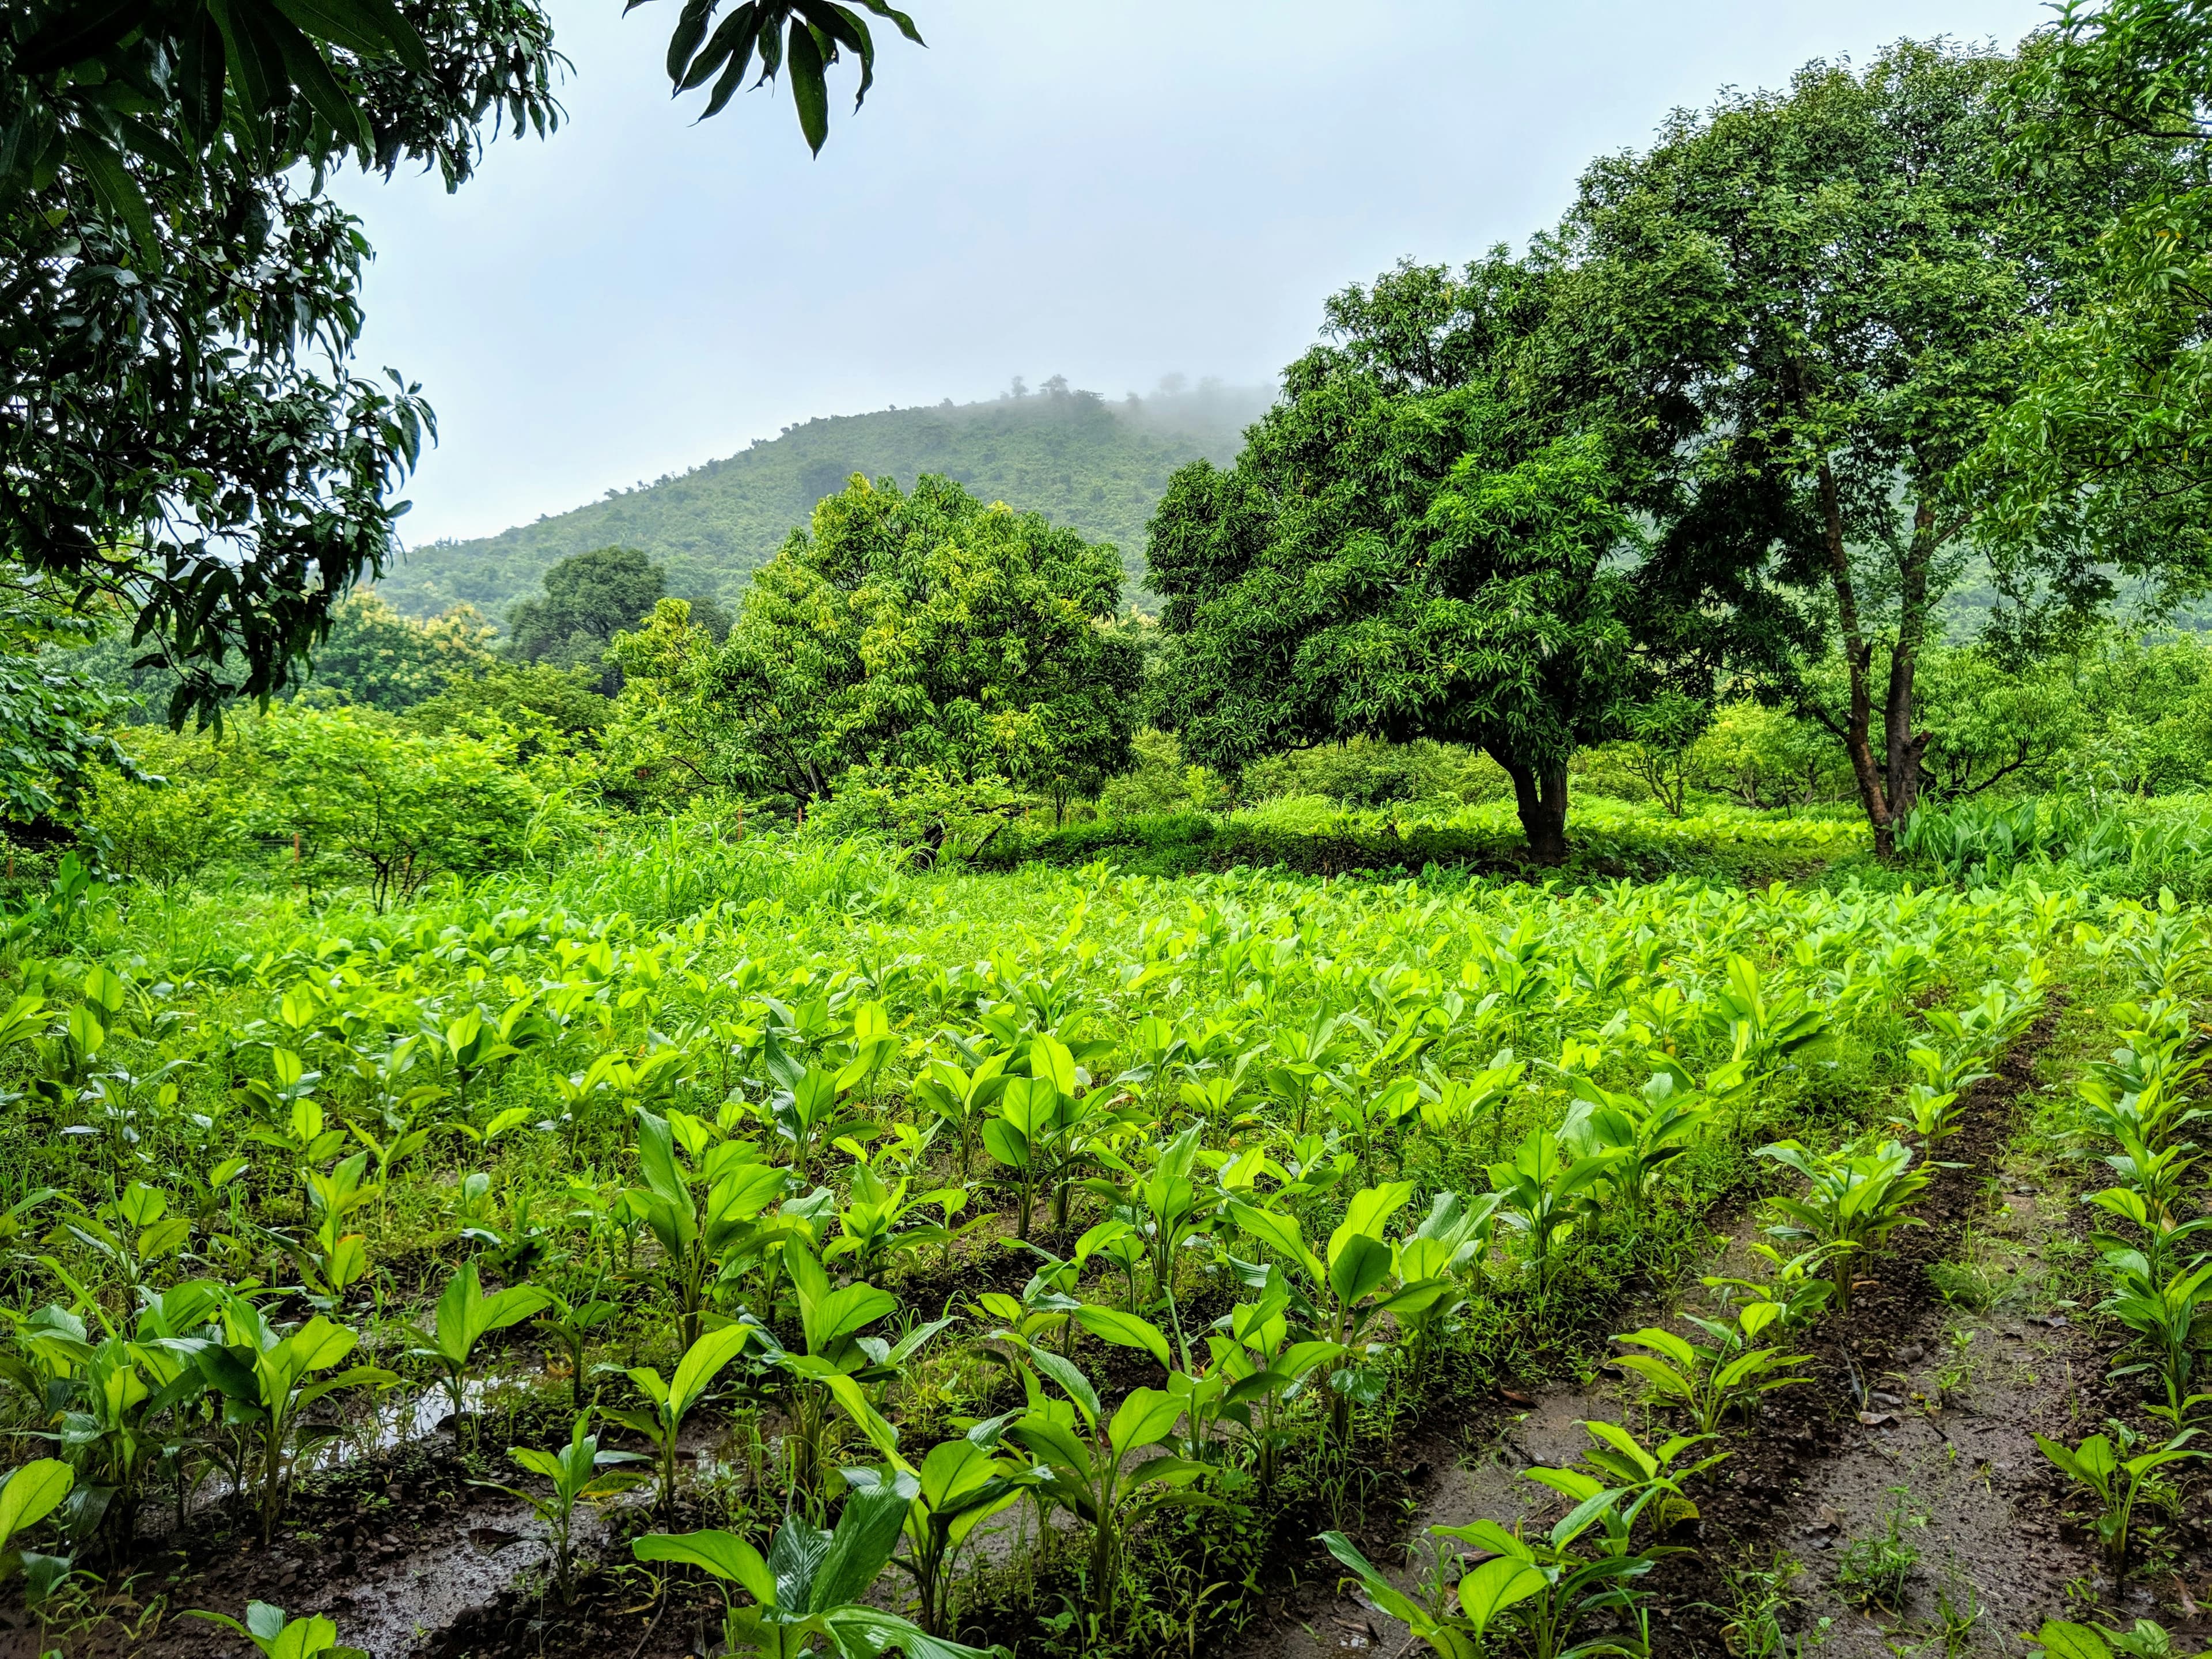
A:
<box><xmin>333</xmin><ymin>0</ymin><xmax>2054</xmax><ymax>548</ymax></box>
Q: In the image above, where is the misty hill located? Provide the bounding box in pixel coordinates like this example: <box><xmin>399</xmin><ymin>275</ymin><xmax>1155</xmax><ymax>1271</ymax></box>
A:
<box><xmin>378</xmin><ymin>378</ymin><xmax>1274</xmax><ymax>623</ymax></box>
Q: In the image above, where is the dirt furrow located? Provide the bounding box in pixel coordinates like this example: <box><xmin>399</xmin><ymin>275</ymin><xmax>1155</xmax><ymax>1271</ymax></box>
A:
<box><xmin>1237</xmin><ymin>1009</ymin><xmax>2076</xmax><ymax>1659</ymax></box>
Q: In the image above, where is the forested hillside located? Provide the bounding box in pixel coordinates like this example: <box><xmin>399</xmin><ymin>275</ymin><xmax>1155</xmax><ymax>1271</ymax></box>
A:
<box><xmin>378</xmin><ymin>379</ymin><xmax>1270</xmax><ymax>621</ymax></box>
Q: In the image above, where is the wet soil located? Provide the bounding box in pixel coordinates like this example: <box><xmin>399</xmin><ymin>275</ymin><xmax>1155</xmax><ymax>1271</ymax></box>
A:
<box><xmin>1231</xmin><ymin>1005</ymin><xmax>2212</xmax><ymax>1659</ymax></box>
<box><xmin>16</xmin><ymin>1004</ymin><xmax>2209</xmax><ymax>1659</ymax></box>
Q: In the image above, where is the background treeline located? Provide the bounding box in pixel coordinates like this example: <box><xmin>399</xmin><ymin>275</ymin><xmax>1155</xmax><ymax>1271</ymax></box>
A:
<box><xmin>39</xmin><ymin>18</ymin><xmax>2212</xmax><ymax>896</ymax></box>
<box><xmin>65</xmin><ymin>553</ymin><xmax>2212</xmax><ymax>899</ymax></box>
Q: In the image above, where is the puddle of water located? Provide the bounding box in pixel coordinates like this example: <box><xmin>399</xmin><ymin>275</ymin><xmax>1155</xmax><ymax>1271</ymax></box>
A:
<box><xmin>147</xmin><ymin>1374</ymin><xmax>539</xmax><ymax>1535</ymax></box>
<box><xmin>309</xmin><ymin>1376</ymin><xmax>503</xmax><ymax>1469</ymax></box>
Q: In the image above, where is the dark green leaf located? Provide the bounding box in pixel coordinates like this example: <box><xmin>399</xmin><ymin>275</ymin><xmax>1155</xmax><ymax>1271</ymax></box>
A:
<box><xmin>260</xmin><ymin>1</ymin><xmax>373</xmax><ymax>150</ymax></box>
<box><xmin>119</xmin><ymin>117</ymin><xmax>195</xmax><ymax>177</ymax></box>
<box><xmin>175</xmin><ymin>10</ymin><xmax>229</xmax><ymax>147</ymax></box>
<box><xmin>20</xmin><ymin>0</ymin><xmax>157</xmax><ymax>75</ymax></box>
<box><xmin>681</xmin><ymin>2</ymin><xmax>760</xmax><ymax>92</ymax></box>
<box><xmin>808</xmin><ymin>1479</ymin><xmax>910</xmax><ymax>1612</ymax></box>
<box><xmin>266</xmin><ymin>0</ymin><xmax>414</xmax><ymax>58</ymax></box>
<box><xmin>335</xmin><ymin>0</ymin><xmax>431</xmax><ymax>71</ymax></box>
<box><xmin>850</xmin><ymin>0</ymin><xmax>923</xmax><ymax>46</ymax></box>
<box><xmin>797</xmin><ymin>2</ymin><xmax>873</xmax><ymax>107</ymax></box>
<box><xmin>665</xmin><ymin>0</ymin><xmax>718</xmax><ymax>84</ymax></box>
<box><xmin>786</xmin><ymin>21</ymin><xmax>830</xmax><ymax>154</ymax></box>
<box><xmin>700</xmin><ymin>17</ymin><xmax>766</xmax><ymax>116</ymax></box>
<box><xmin>66</xmin><ymin>130</ymin><xmax>157</xmax><ymax>255</ymax></box>
<box><xmin>209</xmin><ymin>0</ymin><xmax>293</xmax><ymax>135</ymax></box>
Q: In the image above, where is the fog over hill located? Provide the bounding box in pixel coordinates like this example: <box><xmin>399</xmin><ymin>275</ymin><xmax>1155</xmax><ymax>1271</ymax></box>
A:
<box><xmin>378</xmin><ymin>378</ymin><xmax>1274</xmax><ymax>623</ymax></box>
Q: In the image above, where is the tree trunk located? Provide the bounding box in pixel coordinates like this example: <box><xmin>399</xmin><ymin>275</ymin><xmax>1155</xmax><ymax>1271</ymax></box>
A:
<box><xmin>1818</xmin><ymin>462</ymin><xmax>1899</xmax><ymax>859</ymax></box>
<box><xmin>1495</xmin><ymin>751</ymin><xmax>1570</xmax><ymax>863</ymax></box>
<box><xmin>1883</xmin><ymin>499</ymin><xmax>1937</xmax><ymax>832</ymax></box>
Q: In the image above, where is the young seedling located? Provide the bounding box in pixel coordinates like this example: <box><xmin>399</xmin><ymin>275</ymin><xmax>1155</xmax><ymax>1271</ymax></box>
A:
<box><xmin>409</xmin><ymin>1258</ymin><xmax>551</xmax><ymax>1448</ymax></box>
<box><xmin>603</xmin><ymin>1323</ymin><xmax>753</xmax><ymax>1520</ymax></box>
<box><xmin>2096</xmin><ymin>1247</ymin><xmax>2212</xmax><ymax>1427</ymax></box>
<box><xmin>1429</xmin><ymin>1508</ymin><xmax>1660</xmax><ymax>1659</ymax></box>
<box><xmin>755</xmin><ymin>1241</ymin><xmax>949</xmax><ymax>1506</ymax></box>
<box><xmin>1759</xmin><ymin>1137</ymin><xmax>1931</xmax><ymax>1311</ymax></box>
<box><xmin>1486</xmin><ymin>1128</ymin><xmax>1623</xmax><ymax>1296</ymax></box>
<box><xmin>1321</xmin><ymin>1528</ymin><xmax>1543</xmax><ymax>1659</ymax></box>
<box><xmin>188</xmin><ymin>1601</ymin><xmax>367</xmax><ymax>1659</ymax></box>
<box><xmin>475</xmin><ymin>1414</ymin><xmax>649</xmax><ymax>1603</ymax></box>
<box><xmin>188</xmin><ymin>1297</ymin><xmax>395</xmax><ymax>1544</ymax></box>
<box><xmin>1010</xmin><ymin>1370</ymin><xmax>1217</xmax><ymax>1628</ymax></box>
<box><xmin>844</xmin><ymin>1436</ymin><xmax>1031</xmax><ymax>1637</ymax></box>
<box><xmin>634</xmin><ymin>1478</ymin><xmax>1009</xmax><ymax>1657</ymax></box>
<box><xmin>1229</xmin><ymin>1181</ymin><xmax>1463</xmax><ymax>1441</ymax></box>
<box><xmin>1522</xmin><ymin>1418</ymin><xmax>1730</xmax><ymax>1556</ymax></box>
<box><xmin>533</xmin><ymin>1289</ymin><xmax>623</xmax><ymax>1409</ymax></box>
<box><xmin>1611</xmin><ymin>1307</ymin><xmax>1810</xmax><ymax>1434</ymax></box>
<box><xmin>2034</xmin><ymin>1427</ymin><xmax>2201</xmax><ymax>1578</ymax></box>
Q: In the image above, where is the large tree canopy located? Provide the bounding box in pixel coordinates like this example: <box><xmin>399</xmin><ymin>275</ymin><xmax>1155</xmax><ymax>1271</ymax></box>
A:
<box><xmin>1555</xmin><ymin>39</ymin><xmax>2151</xmax><ymax>855</ymax></box>
<box><xmin>505</xmin><ymin>546</ymin><xmax>688</xmax><ymax>692</ymax></box>
<box><xmin>612</xmin><ymin>474</ymin><xmax>1139</xmax><ymax>809</ymax></box>
<box><xmin>2</xmin><ymin>0</ymin><xmax>561</xmax><ymax>724</ymax></box>
<box><xmin>1146</xmin><ymin>261</ymin><xmax>1650</xmax><ymax>862</ymax></box>
<box><xmin>1</xmin><ymin>0</ymin><xmax>922</xmax><ymax>733</ymax></box>
<box><xmin>1972</xmin><ymin>0</ymin><xmax>2212</xmax><ymax>614</ymax></box>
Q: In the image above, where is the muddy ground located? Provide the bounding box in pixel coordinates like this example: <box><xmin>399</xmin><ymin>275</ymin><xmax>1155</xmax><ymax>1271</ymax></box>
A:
<box><xmin>7</xmin><ymin>1009</ymin><xmax>2206</xmax><ymax>1659</ymax></box>
<box><xmin>1245</xmin><ymin>1009</ymin><xmax>2212</xmax><ymax>1659</ymax></box>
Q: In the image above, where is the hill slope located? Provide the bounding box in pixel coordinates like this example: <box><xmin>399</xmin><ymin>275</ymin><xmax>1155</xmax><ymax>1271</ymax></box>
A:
<box><xmin>380</xmin><ymin>381</ymin><xmax>1272</xmax><ymax>622</ymax></box>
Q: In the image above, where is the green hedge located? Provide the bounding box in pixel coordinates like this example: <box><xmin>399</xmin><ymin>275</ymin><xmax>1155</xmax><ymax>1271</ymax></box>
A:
<box><xmin>967</xmin><ymin>808</ymin><xmax>1849</xmax><ymax>884</ymax></box>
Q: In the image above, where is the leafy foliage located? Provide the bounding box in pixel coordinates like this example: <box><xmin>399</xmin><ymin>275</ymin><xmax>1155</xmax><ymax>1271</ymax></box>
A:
<box><xmin>1976</xmin><ymin>0</ymin><xmax>2212</xmax><ymax>622</ymax></box>
<box><xmin>645</xmin><ymin>0</ymin><xmax>924</xmax><ymax>156</ymax></box>
<box><xmin>1558</xmin><ymin>40</ymin><xmax>2140</xmax><ymax>855</ymax></box>
<box><xmin>1146</xmin><ymin>261</ymin><xmax>1652</xmax><ymax>859</ymax></box>
<box><xmin>611</xmin><ymin>475</ymin><xmax>1140</xmax><ymax>816</ymax></box>
<box><xmin>506</xmin><ymin>547</ymin><xmax>728</xmax><ymax>692</ymax></box>
<box><xmin>0</xmin><ymin>0</ymin><xmax>559</xmax><ymax>722</ymax></box>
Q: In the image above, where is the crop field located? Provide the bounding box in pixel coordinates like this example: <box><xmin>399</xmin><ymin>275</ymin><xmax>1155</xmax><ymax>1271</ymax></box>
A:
<box><xmin>29</xmin><ymin>0</ymin><xmax>2212</xmax><ymax>1652</ymax></box>
<box><xmin>0</xmin><ymin>808</ymin><xmax>2198</xmax><ymax>1659</ymax></box>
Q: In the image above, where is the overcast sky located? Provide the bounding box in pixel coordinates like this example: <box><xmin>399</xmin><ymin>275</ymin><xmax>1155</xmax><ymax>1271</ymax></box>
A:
<box><xmin>334</xmin><ymin>0</ymin><xmax>2054</xmax><ymax>548</ymax></box>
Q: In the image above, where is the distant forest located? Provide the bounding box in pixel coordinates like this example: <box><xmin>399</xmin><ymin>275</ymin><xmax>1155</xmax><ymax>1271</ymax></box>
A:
<box><xmin>377</xmin><ymin>378</ymin><xmax>1273</xmax><ymax>622</ymax></box>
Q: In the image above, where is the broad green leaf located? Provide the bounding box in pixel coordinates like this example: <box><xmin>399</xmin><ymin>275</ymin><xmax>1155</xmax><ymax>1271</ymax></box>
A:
<box><xmin>806</xmin><ymin>1283</ymin><xmax>897</xmax><ymax>1350</ymax></box>
<box><xmin>1317</xmin><ymin>1532</ymin><xmax>1427</xmax><ymax>1626</ymax></box>
<box><xmin>1458</xmin><ymin>1555</ymin><xmax>1546</xmax><ymax>1630</ymax></box>
<box><xmin>2031</xmin><ymin>1624</ymin><xmax>2113</xmax><ymax>1659</ymax></box>
<box><xmin>1010</xmin><ymin>1415</ymin><xmax>1094</xmax><ymax>1480</ymax></box>
<box><xmin>0</xmin><ymin>1460</ymin><xmax>72</xmax><ymax>1547</ymax></box>
<box><xmin>1325</xmin><ymin>1233</ymin><xmax>1393</xmax><ymax>1308</ymax></box>
<box><xmin>809</xmin><ymin>1476</ymin><xmax>911</xmax><ymax>1612</ymax></box>
<box><xmin>1339</xmin><ymin>1181</ymin><xmax>1415</xmax><ymax>1239</ymax></box>
<box><xmin>819</xmin><ymin>1372</ymin><xmax>904</xmax><ymax>1463</ymax></box>
<box><xmin>1073</xmin><ymin>1305</ymin><xmax>1169</xmax><ymax>1366</ymax></box>
<box><xmin>786</xmin><ymin>18</ymin><xmax>830</xmax><ymax>153</ymax></box>
<box><xmin>1026</xmin><ymin>1348</ymin><xmax>1100</xmax><ymax>1427</ymax></box>
<box><xmin>1228</xmin><ymin>1200</ymin><xmax>1322</xmax><ymax>1282</ymax></box>
<box><xmin>819</xmin><ymin>1605</ymin><xmax>1005</xmax><ymax>1659</ymax></box>
<box><xmin>669</xmin><ymin>1323</ymin><xmax>753</xmax><ymax>1416</ymax></box>
<box><xmin>1616</xmin><ymin>1326</ymin><xmax>1695</xmax><ymax>1369</ymax></box>
<box><xmin>634</xmin><ymin>1529</ymin><xmax>775</xmax><ymax>1604</ymax></box>
<box><xmin>1107</xmin><ymin>1387</ymin><xmax>1184</xmax><ymax>1460</ymax></box>
<box><xmin>1033</xmin><ymin>1033</ymin><xmax>1078</xmax><ymax>1096</ymax></box>
<box><xmin>633</xmin><ymin>1108</ymin><xmax>690</xmax><ymax>1210</ymax></box>
<box><xmin>267</xmin><ymin>1611</ymin><xmax>343</xmax><ymax>1659</ymax></box>
<box><xmin>288</xmin><ymin>1316</ymin><xmax>358</xmax><ymax>1373</ymax></box>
